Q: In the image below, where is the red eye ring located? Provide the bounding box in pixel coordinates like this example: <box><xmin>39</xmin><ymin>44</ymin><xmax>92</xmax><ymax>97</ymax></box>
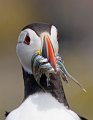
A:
<box><xmin>24</xmin><ymin>35</ymin><xmax>30</xmax><ymax>45</ymax></box>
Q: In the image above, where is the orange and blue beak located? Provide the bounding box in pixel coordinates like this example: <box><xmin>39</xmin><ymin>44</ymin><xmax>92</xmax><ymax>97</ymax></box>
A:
<box><xmin>42</xmin><ymin>35</ymin><xmax>56</xmax><ymax>71</ymax></box>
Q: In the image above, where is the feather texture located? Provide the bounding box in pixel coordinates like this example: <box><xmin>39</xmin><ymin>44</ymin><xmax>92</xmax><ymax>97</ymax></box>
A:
<box><xmin>6</xmin><ymin>93</ymin><xmax>81</xmax><ymax>120</ymax></box>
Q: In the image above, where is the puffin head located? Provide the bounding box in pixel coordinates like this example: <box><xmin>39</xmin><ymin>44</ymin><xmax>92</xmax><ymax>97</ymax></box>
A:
<box><xmin>16</xmin><ymin>23</ymin><xmax>59</xmax><ymax>74</ymax></box>
<box><xmin>16</xmin><ymin>23</ymin><xmax>86</xmax><ymax>92</ymax></box>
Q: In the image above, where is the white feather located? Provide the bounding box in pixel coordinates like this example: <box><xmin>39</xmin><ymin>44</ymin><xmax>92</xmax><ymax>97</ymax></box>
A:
<box><xmin>51</xmin><ymin>25</ymin><xmax>59</xmax><ymax>55</ymax></box>
<box><xmin>6</xmin><ymin>93</ymin><xmax>80</xmax><ymax>120</ymax></box>
<box><xmin>16</xmin><ymin>29</ymin><xmax>41</xmax><ymax>74</ymax></box>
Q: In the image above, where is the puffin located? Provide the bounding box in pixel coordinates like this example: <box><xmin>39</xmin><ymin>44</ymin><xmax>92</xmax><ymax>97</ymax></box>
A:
<box><xmin>5</xmin><ymin>23</ymin><xmax>87</xmax><ymax>120</ymax></box>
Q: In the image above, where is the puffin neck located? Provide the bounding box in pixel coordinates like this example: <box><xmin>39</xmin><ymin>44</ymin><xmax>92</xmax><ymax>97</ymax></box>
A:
<box><xmin>22</xmin><ymin>68</ymin><xmax>68</xmax><ymax>107</ymax></box>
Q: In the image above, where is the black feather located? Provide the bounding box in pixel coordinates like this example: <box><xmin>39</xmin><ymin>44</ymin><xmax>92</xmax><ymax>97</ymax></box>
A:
<box><xmin>5</xmin><ymin>111</ymin><xmax>10</xmax><ymax>117</ymax></box>
<box><xmin>22</xmin><ymin>23</ymin><xmax>52</xmax><ymax>36</ymax></box>
<box><xmin>80</xmin><ymin>116</ymin><xmax>88</xmax><ymax>120</ymax></box>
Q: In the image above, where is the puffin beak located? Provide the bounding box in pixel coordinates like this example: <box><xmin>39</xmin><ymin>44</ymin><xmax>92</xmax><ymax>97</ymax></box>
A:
<box><xmin>42</xmin><ymin>35</ymin><xmax>56</xmax><ymax>71</ymax></box>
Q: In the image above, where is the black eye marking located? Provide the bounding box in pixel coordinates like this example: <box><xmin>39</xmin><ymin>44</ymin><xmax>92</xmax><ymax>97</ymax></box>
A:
<box><xmin>24</xmin><ymin>35</ymin><xmax>30</xmax><ymax>45</ymax></box>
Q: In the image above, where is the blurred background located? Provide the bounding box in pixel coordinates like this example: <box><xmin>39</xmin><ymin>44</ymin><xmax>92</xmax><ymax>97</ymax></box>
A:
<box><xmin>0</xmin><ymin>0</ymin><xmax>93</xmax><ymax>119</ymax></box>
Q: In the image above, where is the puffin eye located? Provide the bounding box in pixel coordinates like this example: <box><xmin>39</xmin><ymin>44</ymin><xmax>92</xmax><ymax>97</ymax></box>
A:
<box><xmin>24</xmin><ymin>35</ymin><xmax>30</xmax><ymax>45</ymax></box>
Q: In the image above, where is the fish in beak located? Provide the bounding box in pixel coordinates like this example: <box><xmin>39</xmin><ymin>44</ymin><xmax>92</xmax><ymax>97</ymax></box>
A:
<box><xmin>56</xmin><ymin>58</ymin><xmax>87</xmax><ymax>93</ymax></box>
<box><xmin>32</xmin><ymin>36</ymin><xmax>86</xmax><ymax>93</ymax></box>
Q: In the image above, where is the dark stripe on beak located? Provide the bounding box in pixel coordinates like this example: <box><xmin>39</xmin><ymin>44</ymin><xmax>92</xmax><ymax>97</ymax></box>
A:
<box><xmin>42</xmin><ymin>36</ymin><xmax>47</xmax><ymax>58</ymax></box>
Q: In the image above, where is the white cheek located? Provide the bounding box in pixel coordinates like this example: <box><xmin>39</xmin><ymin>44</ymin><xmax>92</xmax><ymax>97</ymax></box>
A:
<box><xmin>16</xmin><ymin>40</ymin><xmax>41</xmax><ymax>74</ymax></box>
<box><xmin>51</xmin><ymin>26</ymin><xmax>59</xmax><ymax>55</ymax></box>
<box><xmin>16</xmin><ymin>28</ymin><xmax>41</xmax><ymax>73</ymax></box>
<box><xmin>16</xmin><ymin>44</ymin><xmax>34</xmax><ymax>74</ymax></box>
<box><xmin>51</xmin><ymin>37</ymin><xmax>59</xmax><ymax>55</ymax></box>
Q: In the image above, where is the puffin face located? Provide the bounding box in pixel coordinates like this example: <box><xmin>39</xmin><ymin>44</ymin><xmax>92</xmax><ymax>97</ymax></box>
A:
<box><xmin>16</xmin><ymin>23</ymin><xmax>59</xmax><ymax>73</ymax></box>
<box><xmin>16</xmin><ymin>23</ymin><xmax>86</xmax><ymax>92</ymax></box>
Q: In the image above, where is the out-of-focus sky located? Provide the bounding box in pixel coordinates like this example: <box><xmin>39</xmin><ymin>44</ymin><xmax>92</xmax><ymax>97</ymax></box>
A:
<box><xmin>0</xmin><ymin>0</ymin><xmax>93</xmax><ymax>119</ymax></box>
